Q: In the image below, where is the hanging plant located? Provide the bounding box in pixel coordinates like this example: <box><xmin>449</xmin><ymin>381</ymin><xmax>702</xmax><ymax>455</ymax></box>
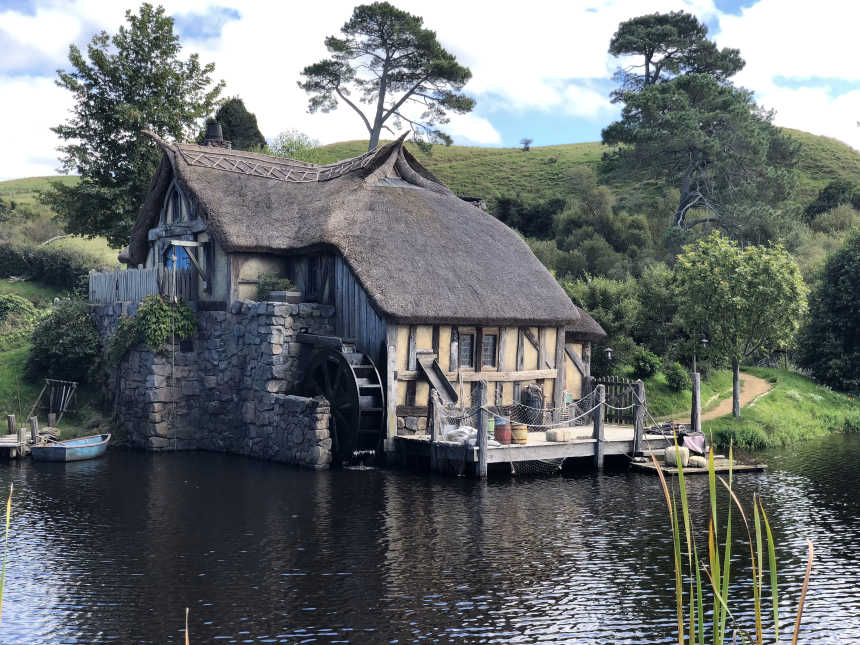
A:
<box><xmin>107</xmin><ymin>295</ymin><xmax>197</xmax><ymax>364</ymax></box>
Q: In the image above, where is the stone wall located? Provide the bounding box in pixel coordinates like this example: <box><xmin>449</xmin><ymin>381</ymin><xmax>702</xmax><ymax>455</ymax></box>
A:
<box><xmin>93</xmin><ymin>300</ymin><xmax>336</xmax><ymax>469</ymax></box>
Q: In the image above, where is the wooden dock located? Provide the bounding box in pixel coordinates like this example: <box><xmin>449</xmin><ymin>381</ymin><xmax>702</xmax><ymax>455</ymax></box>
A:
<box><xmin>2</xmin><ymin>414</ymin><xmax>54</xmax><ymax>459</ymax></box>
<box><xmin>631</xmin><ymin>457</ymin><xmax>767</xmax><ymax>476</ymax></box>
<box><xmin>394</xmin><ymin>424</ymin><xmax>674</xmax><ymax>475</ymax></box>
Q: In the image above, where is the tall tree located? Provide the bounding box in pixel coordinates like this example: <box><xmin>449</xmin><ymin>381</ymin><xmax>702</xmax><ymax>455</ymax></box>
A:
<box><xmin>797</xmin><ymin>231</ymin><xmax>860</xmax><ymax>393</ymax></box>
<box><xmin>608</xmin><ymin>11</ymin><xmax>743</xmax><ymax>94</ymax></box>
<box><xmin>208</xmin><ymin>97</ymin><xmax>266</xmax><ymax>151</ymax></box>
<box><xmin>674</xmin><ymin>232</ymin><xmax>808</xmax><ymax>417</ymax></box>
<box><xmin>603</xmin><ymin>11</ymin><xmax>796</xmax><ymax>231</ymax></box>
<box><xmin>299</xmin><ymin>1</ymin><xmax>474</xmax><ymax>151</ymax></box>
<box><xmin>42</xmin><ymin>4</ymin><xmax>223</xmax><ymax>248</ymax></box>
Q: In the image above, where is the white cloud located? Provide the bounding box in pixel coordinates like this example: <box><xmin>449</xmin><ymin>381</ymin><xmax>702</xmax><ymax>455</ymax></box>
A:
<box><xmin>715</xmin><ymin>0</ymin><xmax>860</xmax><ymax>150</ymax></box>
<box><xmin>2</xmin><ymin>0</ymin><xmax>859</xmax><ymax>179</ymax></box>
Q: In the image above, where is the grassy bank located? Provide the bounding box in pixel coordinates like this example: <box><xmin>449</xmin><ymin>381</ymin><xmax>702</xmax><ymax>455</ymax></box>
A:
<box><xmin>644</xmin><ymin>368</ymin><xmax>734</xmax><ymax>418</ymax></box>
<box><xmin>704</xmin><ymin>367</ymin><xmax>860</xmax><ymax>450</ymax></box>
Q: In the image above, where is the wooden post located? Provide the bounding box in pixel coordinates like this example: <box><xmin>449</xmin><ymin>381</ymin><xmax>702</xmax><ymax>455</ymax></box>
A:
<box><xmin>691</xmin><ymin>371</ymin><xmax>702</xmax><ymax>434</ymax></box>
<box><xmin>48</xmin><ymin>412</ymin><xmax>57</xmax><ymax>428</ymax></box>
<box><xmin>16</xmin><ymin>422</ymin><xmax>25</xmax><ymax>447</ymax></box>
<box><xmin>29</xmin><ymin>416</ymin><xmax>39</xmax><ymax>444</ymax></box>
<box><xmin>593</xmin><ymin>384</ymin><xmax>605</xmax><ymax>470</ymax></box>
<box><xmin>428</xmin><ymin>390</ymin><xmax>438</xmax><ymax>472</ymax></box>
<box><xmin>476</xmin><ymin>381</ymin><xmax>488</xmax><ymax>478</ymax></box>
<box><xmin>6</xmin><ymin>415</ymin><xmax>15</xmax><ymax>437</ymax></box>
<box><xmin>633</xmin><ymin>380</ymin><xmax>645</xmax><ymax>457</ymax></box>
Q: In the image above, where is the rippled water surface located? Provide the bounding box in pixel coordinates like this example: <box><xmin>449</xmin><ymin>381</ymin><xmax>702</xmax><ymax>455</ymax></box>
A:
<box><xmin>0</xmin><ymin>434</ymin><xmax>858</xmax><ymax>643</ymax></box>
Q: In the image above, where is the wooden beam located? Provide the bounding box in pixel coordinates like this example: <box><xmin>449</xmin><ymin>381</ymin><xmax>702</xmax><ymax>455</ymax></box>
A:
<box><xmin>407</xmin><ymin>325</ymin><xmax>417</xmax><ymax>371</ymax></box>
<box><xmin>395</xmin><ymin>368</ymin><xmax>557</xmax><ymax>382</ymax></box>
<box><xmin>524</xmin><ymin>327</ymin><xmax>553</xmax><ymax>369</ymax></box>
<box><xmin>385</xmin><ymin>324</ymin><xmax>398</xmax><ymax>448</ymax></box>
<box><xmin>449</xmin><ymin>327</ymin><xmax>459</xmax><ymax>372</ymax></box>
<box><xmin>583</xmin><ymin>342</ymin><xmax>591</xmax><ymax>376</ymax></box>
<box><xmin>514</xmin><ymin>328</ymin><xmax>525</xmax><ymax>403</ymax></box>
<box><xmin>553</xmin><ymin>326</ymin><xmax>566</xmax><ymax>421</ymax></box>
<box><xmin>476</xmin><ymin>381</ymin><xmax>488</xmax><ymax>478</ymax></box>
<box><xmin>633</xmin><ymin>379</ymin><xmax>645</xmax><ymax>457</ymax></box>
<box><xmin>565</xmin><ymin>345</ymin><xmax>587</xmax><ymax>377</ymax></box>
<box><xmin>593</xmin><ymin>384</ymin><xmax>605</xmax><ymax>470</ymax></box>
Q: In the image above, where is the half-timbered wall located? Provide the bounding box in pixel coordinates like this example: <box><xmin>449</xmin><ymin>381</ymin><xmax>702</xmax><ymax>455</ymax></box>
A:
<box><xmin>388</xmin><ymin>323</ymin><xmax>591</xmax><ymax>440</ymax></box>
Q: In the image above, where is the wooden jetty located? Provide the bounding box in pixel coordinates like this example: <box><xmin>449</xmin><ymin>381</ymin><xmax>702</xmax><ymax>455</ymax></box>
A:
<box><xmin>395</xmin><ymin>382</ymin><xmax>675</xmax><ymax>476</ymax></box>
<box><xmin>1</xmin><ymin>414</ymin><xmax>55</xmax><ymax>459</ymax></box>
<box><xmin>631</xmin><ymin>456</ymin><xmax>767</xmax><ymax>476</ymax></box>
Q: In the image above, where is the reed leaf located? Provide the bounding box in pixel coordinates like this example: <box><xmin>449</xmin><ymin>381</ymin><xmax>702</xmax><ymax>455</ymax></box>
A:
<box><xmin>753</xmin><ymin>495</ymin><xmax>763</xmax><ymax>645</ymax></box>
<box><xmin>791</xmin><ymin>540</ymin><xmax>814</xmax><ymax>645</ymax></box>
<box><xmin>707</xmin><ymin>448</ymin><xmax>722</xmax><ymax>645</ymax></box>
<box><xmin>650</xmin><ymin>449</ymin><xmax>684</xmax><ymax>645</ymax></box>
<box><xmin>185</xmin><ymin>607</ymin><xmax>190</xmax><ymax>645</ymax></box>
<box><xmin>759</xmin><ymin>501</ymin><xmax>779</xmax><ymax>641</ymax></box>
<box><xmin>0</xmin><ymin>483</ymin><xmax>12</xmax><ymax>621</ymax></box>
<box><xmin>718</xmin><ymin>446</ymin><xmax>734</xmax><ymax>645</ymax></box>
<box><xmin>674</xmin><ymin>441</ymin><xmax>697</xmax><ymax>644</ymax></box>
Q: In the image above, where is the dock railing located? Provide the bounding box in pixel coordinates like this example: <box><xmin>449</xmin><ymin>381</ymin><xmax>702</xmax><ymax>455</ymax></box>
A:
<box><xmin>89</xmin><ymin>266</ymin><xmax>196</xmax><ymax>304</ymax></box>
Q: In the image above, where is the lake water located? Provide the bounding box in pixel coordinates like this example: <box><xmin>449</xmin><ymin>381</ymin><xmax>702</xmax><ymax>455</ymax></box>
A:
<box><xmin>0</xmin><ymin>434</ymin><xmax>858</xmax><ymax>643</ymax></box>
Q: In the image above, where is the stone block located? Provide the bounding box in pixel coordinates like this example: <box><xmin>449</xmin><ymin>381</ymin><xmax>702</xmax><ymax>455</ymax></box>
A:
<box><xmin>266</xmin><ymin>379</ymin><xmax>286</xmax><ymax>393</ymax></box>
<box><xmin>230</xmin><ymin>300</ymin><xmax>243</xmax><ymax>314</ymax></box>
<box><xmin>148</xmin><ymin>436</ymin><xmax>170</xmax><ymax>450</ymax></box>
<box><xmin>203</xmin><ymin>375</ymin><xmax>217</xmax><ymax>389</ymax></box>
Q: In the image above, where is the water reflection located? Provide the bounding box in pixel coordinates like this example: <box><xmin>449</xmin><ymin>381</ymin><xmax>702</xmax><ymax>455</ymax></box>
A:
<box><xmin>0</xmin><ymin>435</ymin><xmax>856</xmax><ymax>643</ymax></box>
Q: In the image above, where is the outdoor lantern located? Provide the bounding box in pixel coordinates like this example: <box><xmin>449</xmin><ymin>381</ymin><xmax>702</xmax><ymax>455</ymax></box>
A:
<box><xmin>603</xmin><ymin>346</ymin><xmax>613</xmax><ymax>361</ymax></box>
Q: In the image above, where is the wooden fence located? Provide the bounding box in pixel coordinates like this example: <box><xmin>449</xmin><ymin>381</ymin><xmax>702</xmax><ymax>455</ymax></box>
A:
<box><xmin>89</xmin><ymin>266</ymin><xmax>196</xmax><ymax>304</ymax></box>
<box><xmin>591</xmin><ymin>375</ymin><xmax>636</xmax><ymax>424</ymax></box>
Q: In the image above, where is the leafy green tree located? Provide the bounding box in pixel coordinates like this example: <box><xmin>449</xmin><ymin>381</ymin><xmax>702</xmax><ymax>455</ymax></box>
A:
<box><xmin>797</xmin><ymin>231</ymin><xmax>860</xmax><ymax>392</ymax></box>
<box><xmin>42</xmin><ymin>4</ymin><xmax>223</xmax><ymax>248</ymax></box>
<box><xmin>603</xmin><ymin>73</ymin><xmax>797</xmax><ymax>230</ymax></box>
<box><xmin>264</xmin><ymin>129</ymin><xmax>323</xmax><ymax>164</ymax></box>
<box><xmin>804</xmin><ymin>179</ymin><xmax>859</xmax><ymax>221</ymax></box>
<box><xmin>207</xmin><ymin>97</ymin><xmax>266</xmax><ymax>151</ymax></box>
<box><xmin>26</xmin><ymin>301</ymin><xmax>101</xmax><ymax>382</ymax></box>
<box><xmin>299</xmin><ymin>1</ymin><xmax>474</xmax><ymax>150</ymax></box>
<box><xmin>674</xmin><ymin>232</ymin><xmax>808</xmax><ymax>417</ymax></box>
<box><xmin>608</xmin><ymin>11</ymin><xmax>743</xmax><ymax>93</ymax></box>
<box><xmin>604</xmin><ymin>11</ymin><xmax>797</xmax><ymax>231</ymax></box>
<box><xmin>563</xmin><ymin>275</ymin><xmax>641</xmax><ymax>374</ymax></box>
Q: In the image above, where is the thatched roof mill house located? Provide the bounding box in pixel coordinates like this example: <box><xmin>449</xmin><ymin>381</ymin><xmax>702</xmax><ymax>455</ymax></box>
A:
<box><xmin>113</xmin><ymin>128</ymin><xmax>606</xmax><ymax>458</ymax></box>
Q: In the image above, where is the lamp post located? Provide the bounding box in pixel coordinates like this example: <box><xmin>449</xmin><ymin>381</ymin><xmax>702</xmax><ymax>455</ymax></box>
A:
<box><xmin>693</xmin><ymin>337</ymin><xmax>708</xmax><ymax>374</ymax></box>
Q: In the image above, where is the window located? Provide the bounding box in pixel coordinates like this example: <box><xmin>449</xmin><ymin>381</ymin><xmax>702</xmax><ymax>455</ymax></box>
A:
<box><xmin>459</xmin><ymin>331</ymin><xmax>475</xmax><ymax>368</ymax></box>
<box><xmin>482</xmin><ymin>332</ymin><xmax>498</xmax><ymax>368</ymax></box>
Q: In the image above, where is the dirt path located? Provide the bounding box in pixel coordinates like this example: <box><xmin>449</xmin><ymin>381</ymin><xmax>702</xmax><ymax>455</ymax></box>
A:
<box><xmin>673</xmin><ymin>372</ymin><xmax>773</xmax><ymax>422</ymax></box>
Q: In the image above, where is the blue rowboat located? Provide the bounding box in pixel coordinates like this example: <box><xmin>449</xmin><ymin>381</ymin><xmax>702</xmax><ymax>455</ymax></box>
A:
<box><xmin>31</xmin><ymin>434</ymin><xmax>111</xmax><ymax>462</ymax></box>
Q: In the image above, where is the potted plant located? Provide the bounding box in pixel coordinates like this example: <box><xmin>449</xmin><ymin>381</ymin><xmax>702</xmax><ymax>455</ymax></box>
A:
<box><xmin>257</xmin><ymin>274</ymin><xmax>302</xmax><ymax>303</ymax></box>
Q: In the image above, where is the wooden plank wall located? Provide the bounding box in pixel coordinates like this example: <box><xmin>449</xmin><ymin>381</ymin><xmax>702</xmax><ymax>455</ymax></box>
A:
<box><xmin>89</xmin><ymin>267</ymin><xmax>160</xmax><ymax>304</ymax></box>
<box><xmin>332</xmin><ymin>255</ymin><xmax>387</xmax><ymax>368</ymax></box>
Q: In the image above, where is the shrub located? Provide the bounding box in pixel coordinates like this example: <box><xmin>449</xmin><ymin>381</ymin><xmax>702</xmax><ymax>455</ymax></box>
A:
<box><xmin>26</xmin><ymin>300</ymin><xmax>100</xmax><ymax>382</ymax></box>
<box><xmin>107</xmin><ymin>294</ymin><xmax>197</xmax><ymax>363</ymax></box>
<box><xmin>631</xmin><ymin>348</ymin><xmax>661</xmax><ymax>380</ymax></box>
<box><xmin>0</xmin><ymin>294</ymin><xmax>46</xmax><ymax>349</ymax></box>
<box><xmin>664</xmin><ymin>361</ymin><xmax>691</xmax><ymax>392</ymax></box>
<box><xmin>256</xmin><ymin>273</ymin><xmax>296</xmax><ymax>301</ymax></box>
<box><xmin>0</xmin><ymin>243</ymin><xmax>106</xmax><ymax>293</ymax></box>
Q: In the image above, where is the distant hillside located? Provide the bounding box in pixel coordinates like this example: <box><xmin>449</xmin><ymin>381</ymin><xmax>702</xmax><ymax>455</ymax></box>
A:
<box><xmin>316</xmin><ymin>129</ymin><xmax>860</xmax><ymax>208</ymax></box>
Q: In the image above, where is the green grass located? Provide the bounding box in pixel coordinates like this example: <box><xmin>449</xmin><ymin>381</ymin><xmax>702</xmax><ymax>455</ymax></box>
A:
<box><xmin>704</xmin><ymin>367</ymin><xmax>860</xmax><ymax>450</ymax></box>
<box><xmin>0</xmin><ymin>279</ymin><xmax>64</xmax><ymax>307</ymax></box>
<box><xmin>644</xmin><ymin>369</ymin><xmax>734</xmax><ymax>418</ymax></box>
<box><xmin>0</xmin><ymin>345</ymin><xmax>42</xmax><ymax>422</ymax></box>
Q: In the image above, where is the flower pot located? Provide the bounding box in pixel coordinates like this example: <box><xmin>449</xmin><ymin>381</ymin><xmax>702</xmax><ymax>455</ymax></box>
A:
<box><xmin>269</xmin><ymin>290</ymin><xmax>303</xmax><ymax>304</ymax></box>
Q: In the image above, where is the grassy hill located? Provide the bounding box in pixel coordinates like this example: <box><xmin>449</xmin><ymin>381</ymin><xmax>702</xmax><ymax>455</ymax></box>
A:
<box><xmin>316</xmin><ymin>128</ymin><xmax>860</xmax><ymax>207</ymax></box>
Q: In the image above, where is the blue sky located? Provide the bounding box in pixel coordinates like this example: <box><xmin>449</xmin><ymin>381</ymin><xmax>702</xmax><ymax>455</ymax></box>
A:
<box><xmin>0</xmin><ymin>0</ymin><xmax>858</xmax><ymax>180</ymax></box>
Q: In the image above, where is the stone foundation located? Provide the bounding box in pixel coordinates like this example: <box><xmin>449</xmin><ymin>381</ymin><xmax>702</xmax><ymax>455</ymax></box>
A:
<box><xmin>93</xmin><ymin>300</ymin><xmax>335</xmax><ymax>469</ymax></box>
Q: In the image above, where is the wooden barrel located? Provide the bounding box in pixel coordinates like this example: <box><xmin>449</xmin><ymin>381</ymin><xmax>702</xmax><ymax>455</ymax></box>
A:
<box><xmin>494</xmin><ymin>423</ymin><xmax>511</xmax><ymax>445</ymax></box>
<box><xmin>511</xmin><ymin>423</ymin><xmax>528</xmax><ymax>445</ymax></box>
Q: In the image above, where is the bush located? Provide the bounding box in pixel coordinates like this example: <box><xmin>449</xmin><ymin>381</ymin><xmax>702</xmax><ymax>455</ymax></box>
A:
<box><xmin>256</xmin><ymin>273</ymin><xmax>296</xmax><ymax>301</ymax></box>
<box><xmin>0</xmin><ymin>242</ymin><xmax>106</xmax><ymax>293</ymax></box>
<box><xmin>631</xmin><ymin>348</ymin><xmax>661</xmax><ymax>380</ymax></box>
<box><xmin>107</xmin><ymin>294</ymin><xmax>197</xmax><ymax>363</ymax></box>
<box><xmin>26</xmin><ymin>300</ymin><xmax>100</xmax><ymax>382</ymax></box>
<box><xmin>664</xmin><ymin>361</ymin><xmax>691</xmax><ymax>392</ymax></box>
<box><xmin>0</xmin><ymin>294</ymin><xmax>46</xmax><ymax>349</ymax></box>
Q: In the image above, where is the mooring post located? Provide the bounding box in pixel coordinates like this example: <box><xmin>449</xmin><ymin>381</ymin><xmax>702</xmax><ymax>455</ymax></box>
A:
<box><xmin>593</xmin><ymin>384</ymin><xmax>605</xmax><ymax>470</ymax></box>
<box><xmin>691</xmin><ymin>371</ymin><xmax>701</xmax><ymax>434</ymax></box>
<box><xmin>16</xmin><ymin>421</ymin><xmax>25</xmax><ymax>448</ymax></box>
<box><xmin>428</xmin><ymin>390</ymin><xmax>438</xmax><ymax>473</ymax></box>
<box><xmin>48</xmin><ymin>412</ymin><xmax>57</xmax><ymax>428</ymax></box>
<box><xmin>477</xmin><ymin>381</ymin><xmax>488</xmax><ymax>478</ymax></box>
<box><xmin>6</xmin><ymin>414</ymin><xmax>15</xmax><ymax>438</ymax></box>
<box><xmin>633</xmin><ymin>380</ymin><xmax>645</xmax><ymax>457</ymax></box>
<box><xmin>29</xmin><ymin>416</ymin><xmax>39</xmax><ymax>444</ymax></box>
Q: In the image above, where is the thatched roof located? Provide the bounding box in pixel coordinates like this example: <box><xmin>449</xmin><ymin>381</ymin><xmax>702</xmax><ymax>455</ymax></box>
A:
<box><xmin>566</xmin><ymin>306</ymin><xmax>607</xmax><ymax>342</ymax></box>
<box><xmin>121</xmin><ymin>134</ymin><xmax>580</xmax><ymax>326</ymax></box>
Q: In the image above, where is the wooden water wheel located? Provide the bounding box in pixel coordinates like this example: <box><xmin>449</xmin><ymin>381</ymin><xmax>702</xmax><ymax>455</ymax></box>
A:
<box><xmin>303</xmin><ymin>341</ymin><xmax>385</xmax><ymax>460</ymax></box>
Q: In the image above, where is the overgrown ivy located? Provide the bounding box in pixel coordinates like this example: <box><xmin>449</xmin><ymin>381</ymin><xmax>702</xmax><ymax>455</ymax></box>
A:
<box><xmin>107</xmin><ymin>294</ymin><xmax>197</xmax><ymax>364</ymax></box>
